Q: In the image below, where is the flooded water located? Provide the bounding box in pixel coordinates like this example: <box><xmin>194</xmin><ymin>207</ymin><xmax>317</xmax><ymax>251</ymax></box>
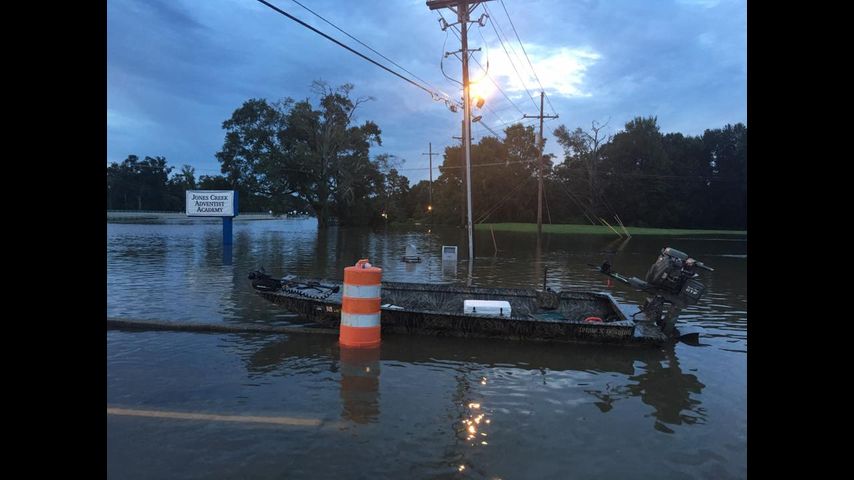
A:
<box><xmin>107</xmin><ymin>217</ymin><xmax>747</xmax><ymax>479</ymax></box>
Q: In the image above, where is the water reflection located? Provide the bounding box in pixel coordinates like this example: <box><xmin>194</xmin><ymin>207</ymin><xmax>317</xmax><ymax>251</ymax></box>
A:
<box><xmin>580</xmin><ymin>346</ymin><xmax>705</xmax><ymax>432</ymax></box>
<box><xmin>442</xmin><ymin>259</ymin><xmax>456</xmax><ymax>279</ymax></box>
<box><xmin>404</xmin><ymin>260</ymin><xmax>417</xmax><ymax>275</ymax></box>
<box><xmin>449</xmin><ymin>372</ymin><xmax>494</xmax><ymax>476</ymax></box>
<box><xmin>222</xmin><ymin>243</ymin><xmax>232</xmax><ymax>266</ymax></box>
<box><xmin>628</xmin><ymin>348</ymin><xmax>706</xmax><ymax>432</ymax></box>
<box><xmin>234</xmin><ymin>332</ymin><xmax>705</xmax><ymax>436</ymax></box>
<box><xmin>339</xmin><ymin>347</ymin><xmax>381</xmax><ymax>424</ymax></box>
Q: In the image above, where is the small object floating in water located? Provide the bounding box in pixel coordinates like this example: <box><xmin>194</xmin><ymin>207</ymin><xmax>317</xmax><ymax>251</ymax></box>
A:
<box><xmin>401</xmin><ymin>244</ymin><xmax>422</xmax><ymax>263</ymax></box>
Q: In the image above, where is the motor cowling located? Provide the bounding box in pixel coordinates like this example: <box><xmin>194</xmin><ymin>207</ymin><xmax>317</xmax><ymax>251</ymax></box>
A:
<box><xmin>644</xmin><ymin>247</ymin><xmax>707</xmax><ymax>305</ymax></box>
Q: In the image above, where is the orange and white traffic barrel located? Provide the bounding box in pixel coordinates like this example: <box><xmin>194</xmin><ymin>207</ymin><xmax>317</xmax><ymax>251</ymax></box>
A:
<box><xmin>340</xmin><ymin>259</ymin><xmax>382</xmax><ymax>348</ymax></box>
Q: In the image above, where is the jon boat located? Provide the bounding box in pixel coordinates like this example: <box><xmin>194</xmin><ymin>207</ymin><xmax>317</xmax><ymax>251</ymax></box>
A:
<box><xmin>248</xmin><ymin>260</ymin><xmax>702</xmax><ymax>347</ymax></box>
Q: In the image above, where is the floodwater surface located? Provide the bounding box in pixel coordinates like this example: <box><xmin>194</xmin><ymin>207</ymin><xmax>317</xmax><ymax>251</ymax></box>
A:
<box><xmin>107</xmin><ymin>217</ymin><xmax>746</xmax><ymax>479</ymax></box>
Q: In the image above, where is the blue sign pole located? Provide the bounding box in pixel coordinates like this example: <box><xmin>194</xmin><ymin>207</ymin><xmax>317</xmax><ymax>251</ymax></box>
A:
<box><xmin>223</xmin><ymin>217</ymin><xmax>233</xmax><ymax>245</ymax></box>
<box><xmin>223</xmin><ymin>190</ymin><xmax>239</xmax><ymax>246</ymax></box>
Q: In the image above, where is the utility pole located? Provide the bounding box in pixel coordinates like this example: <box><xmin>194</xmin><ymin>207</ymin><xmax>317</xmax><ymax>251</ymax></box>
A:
<box><xmin>523</xmin><ymin>91</ymin><xmax>558</xmax><ymax>236</ymax></box>
<box><xmin>452</xmin><ymin>121</ymin><xmax>473</xmax><ymax>228</ymax></box>
<box><xmin>421</xmin><ymin>142</ymin><xmax>440</xmax><ymax>223</ymax></box>
<box><xmin>428</xmin><ymin>0</ymin><xmax>491</xmax><ymax>265</ymax></box>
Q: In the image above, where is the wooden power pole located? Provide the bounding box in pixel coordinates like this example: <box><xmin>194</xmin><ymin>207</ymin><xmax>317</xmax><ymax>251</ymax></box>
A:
<box><xmin>428</xmin><ymin>0</ymin><xmax>493</xmax><ymax>264</ymax></box>
<box><xmin>421</xmin><ymin>142</ymin><xmax>440</xmax><ymax>222</ymax></box>
<box><xmin>523</xmin><ymin>91</ymin><xmax>558</xmax><ymax>235</ymax></box>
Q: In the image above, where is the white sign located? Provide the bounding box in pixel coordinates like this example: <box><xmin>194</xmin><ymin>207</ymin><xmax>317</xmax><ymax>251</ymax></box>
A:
<box><xmin>186</xmin><ymin>190</ymin><xmax>236</xmax><ymax>217</ymax></box>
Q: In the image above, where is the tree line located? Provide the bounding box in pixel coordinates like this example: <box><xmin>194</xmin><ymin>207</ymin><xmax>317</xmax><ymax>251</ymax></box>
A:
<box><xmin>107</xmin><ymin>82</ymin><xmax>746</xmax><ymax>229</ymax></box>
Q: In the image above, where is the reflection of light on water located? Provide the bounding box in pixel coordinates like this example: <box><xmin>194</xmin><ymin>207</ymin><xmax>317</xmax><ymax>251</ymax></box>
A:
<box><xmin>459</xmin><ymin>400</ymin><xmax>492</xmax><ymax>445</ymax></box>
<box><xmin>451</xmin><ymin>376</ymin><xmax>502</xmax><ymax>477</ymax></box>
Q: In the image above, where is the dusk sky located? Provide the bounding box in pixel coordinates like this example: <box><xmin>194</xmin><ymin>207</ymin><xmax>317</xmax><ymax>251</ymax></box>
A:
<box><xmin>107</xmin><ymin>0</ymin><xmax>746</xmax><ymax>184</ymax></box>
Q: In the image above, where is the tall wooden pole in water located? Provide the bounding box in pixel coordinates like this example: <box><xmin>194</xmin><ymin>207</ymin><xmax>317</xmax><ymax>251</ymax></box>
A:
<box><xmin>524</xmin><ymin>91</ymin><xmax>558</xmax><ymax>236</ymax></box>
<box><xmin>459</xmin><ymin>2</ymin><xmax>474</xmax><ymax>263</ymax></box>
<box><xmin>422</xmin><ymin>142</ymin><xmax>440</xmax><ymax>225</ymax></box>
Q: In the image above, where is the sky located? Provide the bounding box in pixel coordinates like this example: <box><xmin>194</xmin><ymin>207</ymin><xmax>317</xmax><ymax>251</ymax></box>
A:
<box><xmin>107</xmin><ymin>0</ymin><xmax>746</xmax><ymax>184</ymax></box>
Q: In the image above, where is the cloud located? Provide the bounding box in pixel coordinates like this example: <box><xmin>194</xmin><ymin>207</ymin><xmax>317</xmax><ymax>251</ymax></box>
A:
<box><xmin>107</xmin><ymin>0</ymin><xmax>746</xmax><ymax>183</ymax></box>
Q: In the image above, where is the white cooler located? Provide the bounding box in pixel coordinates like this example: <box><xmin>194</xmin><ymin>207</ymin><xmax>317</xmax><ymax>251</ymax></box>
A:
<box><xmin>464</xmin><ymin>300</ymin><xmax>511</xmax><ymax>317</ymax></box>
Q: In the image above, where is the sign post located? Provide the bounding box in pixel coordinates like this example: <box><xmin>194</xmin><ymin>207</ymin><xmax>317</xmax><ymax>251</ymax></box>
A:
<box><xmin>186</xmin><ymin>190</ymin><xmax>239</xmax><ymax>246</ymax></box>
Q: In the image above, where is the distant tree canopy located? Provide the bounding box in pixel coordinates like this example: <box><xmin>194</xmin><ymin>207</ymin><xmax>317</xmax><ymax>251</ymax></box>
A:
<box><xmin>425</xmin><ymin>123</ymin><xmax>545</xmax><ymax>225</ymax></box>
<box><xmin>107</xmin><ymin>155</ymin><xmax>185</xmax><ymax>211</ymax></box>
<box><xmin>552</xmin><ymin>117</ymin><xmax>746</xmax><ymax>229</ymax></box>
<box><xmin>107</xmin><ymin>83</ymin><xmax>746</xmax><ymax>230</ymax></box>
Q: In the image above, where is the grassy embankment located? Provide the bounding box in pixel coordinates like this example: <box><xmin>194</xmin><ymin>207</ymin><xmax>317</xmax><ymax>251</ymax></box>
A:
<box><xmin>476</xmin><ymin>223</ymin><xmax>746</xmax><ymax>236</ymax></box>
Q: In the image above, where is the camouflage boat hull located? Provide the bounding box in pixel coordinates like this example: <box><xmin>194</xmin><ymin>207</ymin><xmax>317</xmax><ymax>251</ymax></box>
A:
<box><xmin>252</xmin><ymin>278</ymin><xmax>670</xmax><ymax>346</ymax></box>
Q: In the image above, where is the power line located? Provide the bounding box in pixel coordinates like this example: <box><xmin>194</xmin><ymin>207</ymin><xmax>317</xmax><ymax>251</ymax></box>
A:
<box><xmin>481</xmin><ymin>2</ymin><xmax>539</xmax><ymax>111</ymax></box>
<box><xmin>475</xmin><ymin>175</ymin><xmax>534</xmax><ymax>224</ymax></box>
<box><xmin>498</xmin><ymin>0</ymin><xmax>558</xmax><ymax>116</ymax></box>
<box><xmin>403</xmin><ymin>158</ymin><xmax>537</xmax><ymax>172</ymax></box>
<box><xmin>108</xmin><ymin>160</ymin><xmax>743</xmax><ymax>183</ymax></box>
<box><xmin>255</xmin><ymin>0</ymin><xmax>448</xmax><ymax>106</ymax></box>
<box><xmin>286</xmin><ymin>0</ymin><xmax>454</xmax><ymax>104</ymax></box>
<box><xmin>474</xmin><ymin>121</ymin><xmax>501</xmax><ymax>137</ymax></box>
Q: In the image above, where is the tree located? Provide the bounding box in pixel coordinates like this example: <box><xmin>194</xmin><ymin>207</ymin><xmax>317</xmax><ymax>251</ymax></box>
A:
<box><xmin>702</xmin><ymin>123</ymin><xmax>747</xmax><ymax>228</ymax></box>
<box><xmin>165</xmin><ymin>164</ymin><xmax>197</xmax><ymax>210</ymax></box>
<box><xmin>553</xmin><ymin>120</ymin><xmax>611</xmax><ymax>220</ymax></box>
<box><xmin>431</xmin><ymin>122</ymin><xmax>541</xmax><ymax>225</ymax></box>
<box><xmin>379</xmin><ymin>167</ymin><xmax>411</xmax><ymax>222</ymax></box>
<box><xmin>106</xmin><ymin>155</ymin><xmax>173</xmax><ymax>210</ymax></box>
<box><xmin>215</xmin><ymin>98</ymin><xmax>290</xmax><ymax>214</ymax></box>
<box><xmin>215</xmin><ymin>82</ymin><xmax>384</xmax><ymax>227</ymax></box>
<box><xmin>598</xmin><ymin>116</ymin><xmax>671</xmax><ymax>226</ymax></box>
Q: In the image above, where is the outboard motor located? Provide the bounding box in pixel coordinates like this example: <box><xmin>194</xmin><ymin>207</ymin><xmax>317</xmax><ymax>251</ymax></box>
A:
<box><xmin>597</xmin><ymin>247</ymin><xmax>713</xmax><ymax>336</ymax></box>
<box><xmin>644</xmin><ymin>247</ymin><xmax>711</xmax><ymax>303</ymax></box>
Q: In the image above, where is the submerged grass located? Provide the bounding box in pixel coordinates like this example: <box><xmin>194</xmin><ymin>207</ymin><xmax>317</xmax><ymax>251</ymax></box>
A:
<box><xmin>476</xmin><ymin>223</ymin><xmax>746</xmax><ymax>236</ymax></box>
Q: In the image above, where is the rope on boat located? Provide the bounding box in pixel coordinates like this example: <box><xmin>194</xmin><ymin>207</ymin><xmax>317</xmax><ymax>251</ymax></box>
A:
<box><xmin>107</xmin><ymin>317</ymin><xmax>338</xmax><ymax>336</ymax></box>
